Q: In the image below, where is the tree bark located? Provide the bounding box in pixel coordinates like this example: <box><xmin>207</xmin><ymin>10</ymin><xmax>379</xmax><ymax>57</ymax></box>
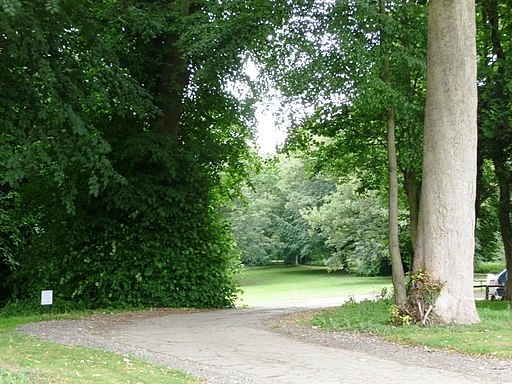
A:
<box><xmin>380</xmin><ymin>0</ymin><xmax>407</xmax><ymax>305</ymax></box>
<box><xmin>416</xmin><ymin>0</ymin><xmax>479</xmax><ymax>323</ymax></box>
<box><xmin>403</xmin><ymin>169</ymin><xmax>418</xmax><ymax>265</ymax></box>
<box><xmin>154</xmin><ymin>0</ymin><xmax>190</xmax><ymax>137</ymax></box>
<box><xmin>387</xmin><ymin>106</ymin><xmax>407</xmax><ymax>305</ymax></box>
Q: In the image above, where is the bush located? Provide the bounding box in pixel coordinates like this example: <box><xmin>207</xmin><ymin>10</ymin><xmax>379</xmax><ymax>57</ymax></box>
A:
<box><xmin>391</xmin><ymin>270</ymin><xmax>442</xmax><ymax>326</ymax></box>
<box><xmin>13</xmin><ymin>144</ymin><xmax>242</xmax><ymax>310</ymax></box>
<box><xmin>474</xmin><ymin>262</ymin><xmax>506</xmax><ymax>274</ymax></box>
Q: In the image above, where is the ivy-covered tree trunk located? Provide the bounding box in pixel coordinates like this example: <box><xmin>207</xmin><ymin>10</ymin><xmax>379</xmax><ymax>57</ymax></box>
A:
<box><xmin>415</xmin><ymin>0</ymin><xmax>480</xmax><ymax>324</ymax></box>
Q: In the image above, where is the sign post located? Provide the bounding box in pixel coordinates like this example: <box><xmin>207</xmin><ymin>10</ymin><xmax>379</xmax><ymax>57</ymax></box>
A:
<box><xmin>41</xmin><ymin>290</ymin><xmax>53</xmax><ymax>315</ymax></box>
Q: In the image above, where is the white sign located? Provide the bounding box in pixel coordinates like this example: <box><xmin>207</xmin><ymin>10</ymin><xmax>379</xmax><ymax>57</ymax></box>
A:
<box><xmin>41</xmin><ymin>290</ymin><xmax>53</xmax><ymax>306</ymax></box>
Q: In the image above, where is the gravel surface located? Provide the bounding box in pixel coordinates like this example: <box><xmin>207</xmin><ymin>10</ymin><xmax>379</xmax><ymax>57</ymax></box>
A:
<box><xmin>269</xmin><ymin>309</ymin><xmax>512</xmax><ymax>382</ymax></box>
<box><xmin>18</xmin><ymin>306</ymin><xmax>512</xmax><ymax>383</ymax></box>
<box><xmin>18</xmin><ymin>309</ymin><xmax>249</xmax><ymax>384</ymax></box>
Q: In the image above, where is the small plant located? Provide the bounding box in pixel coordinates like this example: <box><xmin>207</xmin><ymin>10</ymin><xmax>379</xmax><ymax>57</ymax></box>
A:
<box><xmin>390</xmin><ymin>269</ymin><xmax>443</xmax><ymax>326</ymax></box>
<box><xmin>389</xmin><ymin>304</ymin><xmax>413</xmax><ymax>326</ymax></box>
<box><xmin>377</xmin><ymin>287</ymin><xmax>393</xmax><ymax>302</ymax></box>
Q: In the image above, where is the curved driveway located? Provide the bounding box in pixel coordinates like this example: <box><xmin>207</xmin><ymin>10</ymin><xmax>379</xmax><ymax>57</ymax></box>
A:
<box><xmin>98</xmin><ymin>298</ymin><xmax>499</xmax><ymax>384</ymax></box>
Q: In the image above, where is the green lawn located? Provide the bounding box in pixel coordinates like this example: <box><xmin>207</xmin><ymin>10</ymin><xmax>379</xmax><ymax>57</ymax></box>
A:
<box><xmin>311</xmin><ymin>298</ymin><xmax>512</xmax><ymax>359</ymax></box>
<box><xmin>240</xmin><ymin>266</ymin><xmax>512</xmax><ymax>359</ymax></box>
<box><xmin>237</xmin><ymin>266</ymin><xmax>392</xmax><ymax>306</ymax></box>
<box><xmin>0</xmin><ymin>313</ymin><xmax>202</xmax><ymax>384</ymax></box>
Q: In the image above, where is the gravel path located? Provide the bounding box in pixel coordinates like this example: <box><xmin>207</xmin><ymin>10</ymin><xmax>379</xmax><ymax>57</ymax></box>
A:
<box><xmin>18</xmin><ymin>301</ymin><xmax>512</xmax><ymax>384</ymax></box>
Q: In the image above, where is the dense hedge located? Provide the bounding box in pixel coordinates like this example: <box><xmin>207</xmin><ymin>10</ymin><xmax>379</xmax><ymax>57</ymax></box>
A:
<box><xmin>14</xmin><ymin>140</ymin><xmax>241</xmax><ymax>309</ymax></box>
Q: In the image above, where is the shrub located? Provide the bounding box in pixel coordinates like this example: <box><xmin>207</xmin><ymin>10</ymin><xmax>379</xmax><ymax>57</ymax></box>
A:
<box><xmin>391</xmin><ymin>269</ymin><xmax>442</xmax><ymax>326</ymax></box>
<box><xmin>474</xmin><ymin>262</ymin><xmax>506</xmax><ymax>274</ymax></box>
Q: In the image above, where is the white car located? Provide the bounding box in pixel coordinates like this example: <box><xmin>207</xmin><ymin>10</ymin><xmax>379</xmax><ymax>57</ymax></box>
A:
<box><xmin>486</xmin><ymin>269</ymin><xmax>507</xmax><ymax>300</ymax></box>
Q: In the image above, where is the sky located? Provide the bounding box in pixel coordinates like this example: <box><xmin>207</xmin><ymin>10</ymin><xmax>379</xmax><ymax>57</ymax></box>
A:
<box><xmin>237</xmin><ymin>60</ymin><xmax>288</xmax><ymax>155</ymax></box>
<box><xmin>254</xmin><ymin>99</ymin><xmax>287</xmax><ymax>154</ymax></box>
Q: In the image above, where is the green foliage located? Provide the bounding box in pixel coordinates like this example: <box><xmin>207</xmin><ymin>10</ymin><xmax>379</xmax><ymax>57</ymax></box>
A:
<box><xmin>477</xmin><ymin>0</ymin><xmax>512</xmax><ymax>288</ymax></box>
<box><xmin>0</xmin><ymin>0</ymin><xmax>146</xmax><ymax>206</ymax></box>
<box><xmin>260</xmin><ymin>0</ymin><xmax>427</xmax><ymax>183</ymax></box>
<box><xmin>391</xmin><ymin>270</ymin><xmax>443</xmax><ymax>326</ymax></box>
<box><xmin>302</xmin><ymin>180</ymin><xmax>395</xmax><ymax>276</ymax></box>
<box><xmin>15</xmin><ymin>142</ymin><xmax>242</xmax><ymax>308</ymax></box>
<box><xmin>256</xmin><ymin>0</ymin><xmax>428</xmax><ymax>273</ymax></box>
<box><xmin>229</xmin><ymin>155</ymin><xmax>411</xmax><ymax>275</ymax></box>
<box><xmin>3</xmin><ymin>1</ymin><xmax>297</xmax><ymax>309</ymax></box>
<box><xmin>475</xmin><ymin>161</ymin><xmax>503</xmax><ymax>263</ymax></box>
<box><xmin>228</xmin><ymin>155</ymin><xmax>334</xmax><ymax>266</ymax></box>
<box><xmin>474</xmin><ymin>262</ymin><xmax>506</xmax><ymax>274</ymax></box>
<box><xmin>0</xmin><ymin>186</ymin><xmax>36</xmax><ymax>305</ymax></box>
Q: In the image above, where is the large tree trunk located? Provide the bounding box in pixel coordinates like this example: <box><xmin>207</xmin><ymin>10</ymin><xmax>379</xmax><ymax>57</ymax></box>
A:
<box><xmin>415</xmin><ymin>0</ymin><xmax>479</xmax><ymax>324</ymax></box>
<box><xmin>154</xmin><ymin>0</ymin><xmax>190</xmax><ymax>137</ymax></box>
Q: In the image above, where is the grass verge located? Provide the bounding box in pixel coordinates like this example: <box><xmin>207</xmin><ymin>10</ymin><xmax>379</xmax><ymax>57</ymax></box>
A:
<box><xmin>0</xmin><ymin>309</ymin><xmax>202</xmax><ymax>384</ymax></box>
<box><xmin>310</xmin><ymin>299</ymin><xmax>512</xmax><ymax>359</ymax></box>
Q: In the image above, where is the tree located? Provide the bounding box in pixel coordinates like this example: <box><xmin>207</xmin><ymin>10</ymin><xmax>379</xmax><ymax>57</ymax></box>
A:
<box><xmin>302</xmin><ymin>180</ymin><xmax>393</xmax><ymax>276</ymax></box>
<box><xmin>477</xmin><ymin>0</ymin><xmax>512</xmax><ymax>301</ymax></box>
<box><xmin>228</xmin><ymin>155</ymin><xmax>334</xmax><ymax>266</ymax></box>
<box><xmin>380</xmin><ymin>0</ymin><xmax>406</xmax><ymax>305</ymax></box>
<box><xmin>414</xmin><ymin>0</ymin><xmax>480</xmax><ymax>323</ymax></box>
<box><xmin>2</xmin><ymin>0</ymin><xmax>299</xmax><ymax>308</ymax></box>
<box><xmin>255</xmin><ymin>0</ymin><xmax>428</xmax><ymax>303</ymax></box>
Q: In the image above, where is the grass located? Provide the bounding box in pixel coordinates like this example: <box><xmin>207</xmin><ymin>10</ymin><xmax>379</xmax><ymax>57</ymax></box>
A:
<box><xmin>0</xmin><ymin>310</ymin><xmax>202</xmax><ymax>384</ymax></box>
<box><xmin>2</xmin><ymin>266</ymin><xmax>504</xmax><ymax>380</ymax></box>
<box><xmin>243</xmin><ymin>267</ymin><xmax>512</xmax><ymax>358</ymax></box>
<box><xmin>310</xmin><ymin>299</ymin><xmax>512</xmax><ymax>359</ymax></box>
<box><xmin>237</xmin><ymin>266</ymin><xmax>392</xmax><ymax>306</ymax></box>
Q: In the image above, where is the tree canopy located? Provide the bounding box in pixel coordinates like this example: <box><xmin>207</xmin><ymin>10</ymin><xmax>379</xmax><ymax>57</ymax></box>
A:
<box><xmin>0</xmin><ymin>0</ymin><xmax>299</xmax><ymax>308</ymax></box>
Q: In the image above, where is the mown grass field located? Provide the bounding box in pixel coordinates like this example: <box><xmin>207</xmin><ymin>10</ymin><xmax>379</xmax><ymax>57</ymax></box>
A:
<box><xmin>237</xmin><ymin>266</ymin><xmax>392</xmax><ymax>306</ymax></box>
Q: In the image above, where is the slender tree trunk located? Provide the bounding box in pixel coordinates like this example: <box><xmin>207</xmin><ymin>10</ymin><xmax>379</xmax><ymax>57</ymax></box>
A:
<box><xmin>380</xmin><ymin>0</ymin><xmax>407</xmax><ymax>305</ymax></box>
<box><xmin>475</xmin><ymin>142</ymin><xmax>485</xmax><ymax>219</ymax></box>
<box><xmin>387</xmin><ymin>106</ymin><xmax>407</xmax><ymax>305</ymax></box>
<box><xmin>494</xmin><ymin>164</ymin><xmax>512</xmax><ymax>301</ymax></box>
<box><xmin>416</xmin><ymin>0</ymin><xmax>479</xmax><ymax>323</ymax></box>
<box><xmin>403</xmin><ymin>170</ymin><xmax>418</xmax><ymax>265</ymax></box>
<box><xmin>483</xmin><ymin>0</ymin><xmax>512</xmax><ymax>303</ymax></box>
